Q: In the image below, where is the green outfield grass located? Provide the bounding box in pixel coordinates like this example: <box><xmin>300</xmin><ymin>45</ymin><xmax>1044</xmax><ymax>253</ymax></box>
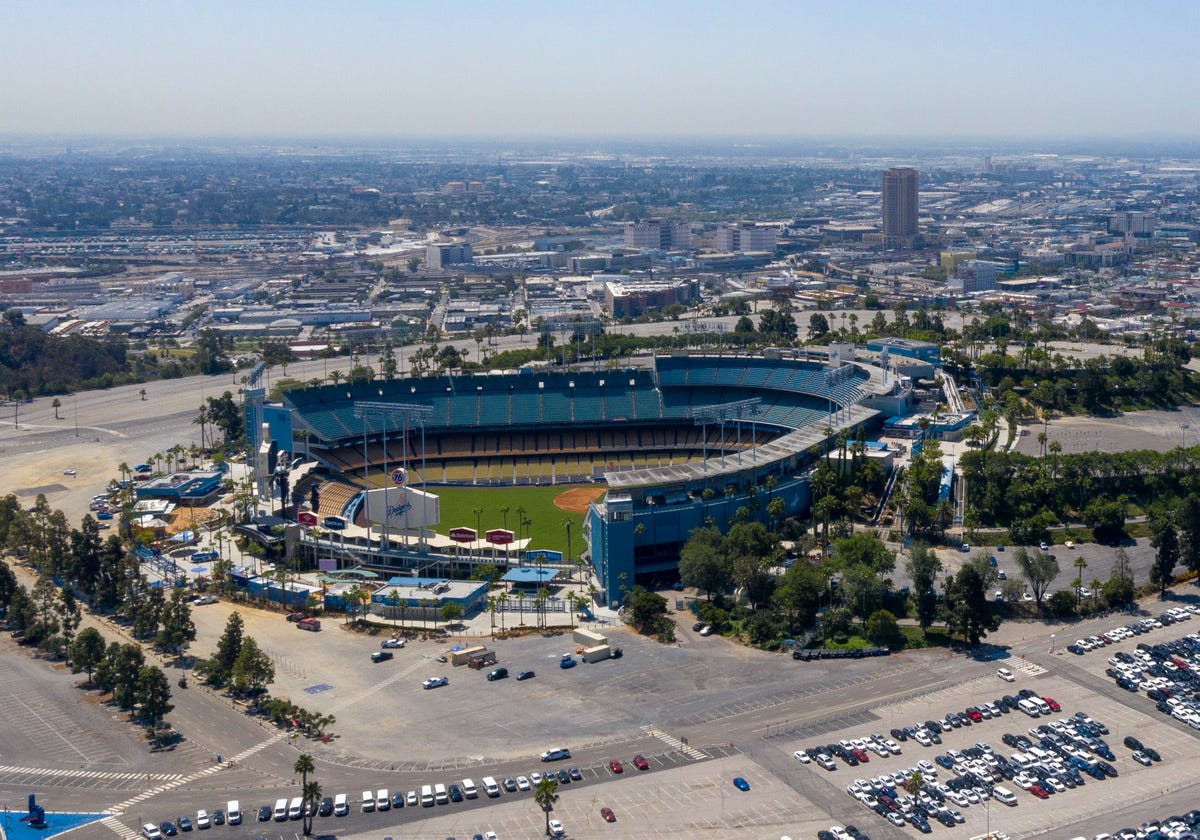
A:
<box><xmin>426</xmin><ymin>484</ymin><xmax>597</xmax><ymax>560</ymax></box>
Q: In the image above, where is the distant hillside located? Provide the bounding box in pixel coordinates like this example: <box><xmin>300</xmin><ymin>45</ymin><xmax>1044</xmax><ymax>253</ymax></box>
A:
<box><xmin>0</xmin><ymin>312</ymin><xmax>135</xmax><ymax>397</ymax></box>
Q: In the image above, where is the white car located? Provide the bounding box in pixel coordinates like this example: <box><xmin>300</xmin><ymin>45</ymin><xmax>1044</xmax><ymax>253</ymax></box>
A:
<box><xmin>381</xmin><ymin>637</ymin><xmax>405</xmax><ymax>649</ymax></box>
<box><xmin>63</xmin><ymin>468</ymin><xmax>77</xmax><ymax>476</ymax></box>
<box><xmin>141</xmin><ymin>825</ymin><xmax>162</xmax><ymax>840</ymax></box>
<box><xmin>997</xmin><ymin>667</ymin><xmax>1015</xmax><ymax>682</ymax></box>
<box><xmin>530</xmin><ymin>771</ymin><xmax>543</xmax><ymax>784</ymax></box>
<box><xmin>548</xmin><ymin>818</ymin><xmax>565</xmax><ymax>836</ymax></box>
<box><xmin>195</xmin><ymin>810</ymin><xmax>211</xmax><ymax>829</ymax></box>
<box><xmin>516</xmin><ymin>775</ymin><xmax>531</xmax><ymax>791</ymax></box>
<box><xmin>422</xmin><ymin>676</ymin><xmax>448</xmax><ymax>689</ymax></box>
<box><xmin>1064</xmin><ymin>540</ymin><xmax>1075</xmax><ymax>549</ymax></box>
<box><xmin>794</xmin><ymin>750</ymin><xmax>811</xmax><ymax>763</ymax></box>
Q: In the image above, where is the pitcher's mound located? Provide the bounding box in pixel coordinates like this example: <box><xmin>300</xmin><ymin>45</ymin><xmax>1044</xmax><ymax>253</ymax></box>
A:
<box><xmin>553</xmin><ymin>487</ymin><xmax>606</xmax><ymax>514</ymax></box>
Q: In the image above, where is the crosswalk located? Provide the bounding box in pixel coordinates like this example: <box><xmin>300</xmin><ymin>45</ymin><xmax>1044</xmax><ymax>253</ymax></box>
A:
<box><xmin>1007</xmin><ymin>657</ymin><xmax>1048</xmax><ymax>677</ymax></box>
<box><xmin>99</xmin><ymin>816</ymin><xmax>141</xmax><ymax>839</ymax></box>
<box><xmin>643</xmin><ymin>725</ymin><xmax>707</xmax><ymax>760</ymax></box>
<box><xmin>0</xmin><ymin>764</ymin><xmax>185</xmax><ymax>782</ymax></box>
<box><xmin>110</xmin><ymin>733</ymin><xmax>282</xmax><ymax>816</ymax></box>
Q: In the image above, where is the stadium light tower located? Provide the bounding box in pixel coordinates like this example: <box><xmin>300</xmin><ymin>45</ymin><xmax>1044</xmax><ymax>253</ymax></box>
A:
<box><xmin>354</xmin><ymin>400</ymin><xmax>433</xmax><ymax>555</ymax></box>
<box><xmin>691</xmin><ymin>398</ymin><xmax>761</xmax><ymax>464</ymax></box>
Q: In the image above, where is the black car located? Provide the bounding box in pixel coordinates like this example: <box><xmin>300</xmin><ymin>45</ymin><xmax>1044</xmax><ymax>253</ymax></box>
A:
<box><xmin>890</xmin><ymin>728</ymin><xmax>907</xmax><ymax>741</ymax></box>
<box><xmin>319</xmin><ymin>797</ymin><xmax>334</xmax><ymax>816</ymax></box>
<box><xmin>1144</xmin><ymin>746</ymin><xmax>1162</xmax><ymax>762</ymax></box>
<box><xmin>212</xmin><ymin>810</ymin><xmax>225</xmax><ymax>826</ymax></box>
<box><xmin>568</xmin><ymin>766</ymin><xmax>583</xmax><ymax>780</ymax></box>
<box><xmin>556</xmin><ymin>768</ymin><xmax>571</xmax><ymax>784</ymax></box>
<box><xmin>449</xmin><ymin>784</ymin><xmax>464</xmax><ymax>802</ymax></box>
<box><xmin>177</xmin><ymin>816</ymin><xmax>193</xmax><ymax>832</ymax></box>
<box><xmin>516</xmin><ymin>670</ymin><xmax>536</xmax><ymax>681</ymax></box>
<box><xmin>692</xmin><ymin>622</ymin><xmax>704</xmax><ymax>631</ymax></box>
<box><xmin>1124</xmin><ymin>736</ymin><xmax>1145</xmax><ymax>751</ymax></box>
<box><xmin>257</xmin><ymin>805</ymin><xmax>271</xmax><ymax>822</ymax></box>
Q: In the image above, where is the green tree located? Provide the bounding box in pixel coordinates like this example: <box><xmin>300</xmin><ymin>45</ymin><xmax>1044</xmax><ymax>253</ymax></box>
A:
<box><xmin>302</xmin><ymin>780</ymin><xmax>322</xmax><ymax>836</ymax></box>
<box><xmin>941</xmin><ymin>564</ymin><xmax>999</xmax><ymax>645</ymax></box>
<box><xmin>534</xmin><ymin>776</ymin><xmax>560</xmax><ymax>837</ymax></box>
<box><xmin>678</xmin><ymin>525</ymin><xmax>731</xmax><ymax>600</ymax></box>
<box><xmin>440</xmin><ymin>601</ymin><xmax>464</xmax><ymax>626</ymax></box>
<box><xmin>1103</xmin><ymin>548</ymin><xmax>1135</xmax><ymax>607</ymax></box>
<box><xmin>1150</xmin><ymin>516</ymin><xmax>1180</xmax><ymax>595</ymax></box>
<box><xmin>623</xmin><ymin>586</ymin><xmax>670</xmax><ymax>636</ymax></box>
<box><xmin>69</xmin><ymin>626</ymin><xmax>107</xmax><ymax>684</ymax></box>
<box><xmin>155</xmin><ymin>587</ymin><xmax>196</xmax><ymax>654</ymax></box>
<box><xmin>230</xmin><ymin>636</ymin><xmax>275</xmax><ymax>695</ymax></box>
<box><xmin>1014</xmin><ymin>547</ymin><xmax>1059</xmax><ymax>612</ymax></box>
<box><xmin>293</xmin><ymin>753</ymin><xmax>315</xmax><ymax>835</ymax></box>
<box><xmin>207</xmin><ymin>611</ymin><xmax>245</xmax><ymax>686</ymax></box>
<box><xmin>110</xmin><ymin>643</ymin><xmax>146</xmax><ymax>710</ymax></box>
<box><xmin>865</xmin><ymin>609</ymin><xmax>904</xmax><ymax>649</ymax></box>
<box><xmin>134</xmin><ymin>665</ymin><xmax>174</xmax><ymax>725</ymax></box>
<box><xmin>57</xmin><ymin>586</ymin><xmax>82</xmax><ymax>654</ymax></box>
<box><xmin>904</xmin><ymin>542</ymin><xmax>942</xmax><ymax>629</ymax></box>
<box><xmin>1177</xmin><ymin>493</ymin><xmax>1200</xmax><ymax>574</ymax></box>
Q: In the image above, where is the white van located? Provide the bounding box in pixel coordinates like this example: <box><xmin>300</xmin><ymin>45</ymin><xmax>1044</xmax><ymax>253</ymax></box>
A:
<box><xmin>376</xmin><ymin>789</ymin><xmax>390</xmax><ymax>811</ymax></box>
<box><xmin>361</xmin><ymin>790</ymin><xmax>374</xmax><ymax>812</ymax></box>
<box><xmin>1032</xmin><ymin>697</ymin><xmax>1052</xmax><ymax>715</ymax></box>
<box><xmin>1017</xmin><ymin>698</ymin><xmax>1041</xmax><ymax>717</ymax></box>
<box><xmin>434</xmin><ymin>782</ymin><xmax>448</xmax><ymax>804</ymax></box>
<box><xmin>481</xmin><ymin>776</ymin><xmax>500</xmax><ymax>797</ymax></box>
<box><xmin>461</xmin><ymin>779</ymin><xmax>478</xmax><ymax>799</ymax></box>
<box><xmin>420</xmin><ymin>785</ymin><xmax>434</xmax><ymax>807</ymax></box>
<box><xmin>288</xmin><ymin>797</ymin><xmax>303</xmax><ymax>820</ymax></box>
<box><xmin>993</xmin><ymin>785</ymin><xmax>1018</xmax><ymax>806</ymax></box>
<box><xmin>273</xmin><ymin>799</ymin><xmax>288</xmax><ymax>822</ymax></box>
<box><xmin>333</xmin><ymin>794</ymin><xmax>348</xmax><ymax>816</ymax></box>
<box><xmin>226</xmin><ymin>800</ymin><xmax>241</xmax><ymax>826</ymax></box>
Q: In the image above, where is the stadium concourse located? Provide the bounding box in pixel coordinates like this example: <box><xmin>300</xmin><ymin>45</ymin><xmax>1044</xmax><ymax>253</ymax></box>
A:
<box><xmin>277</xmin><ymin>349</ymin><xmax>908</xmax><ymax>605</ymax></box>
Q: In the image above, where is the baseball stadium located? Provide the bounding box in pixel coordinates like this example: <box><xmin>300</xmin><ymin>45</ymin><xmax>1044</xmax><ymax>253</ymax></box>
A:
<box><xmin>270</xmin><ymin>348</ymin><xmax>909</xmax><ymax>605</ymax></box>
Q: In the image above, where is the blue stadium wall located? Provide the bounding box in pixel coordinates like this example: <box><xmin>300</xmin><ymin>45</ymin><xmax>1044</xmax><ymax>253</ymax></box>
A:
<box><xmin>586</xmin><ymin>473</ymin><xmax>811</xmax><ymax>606</ymax></box>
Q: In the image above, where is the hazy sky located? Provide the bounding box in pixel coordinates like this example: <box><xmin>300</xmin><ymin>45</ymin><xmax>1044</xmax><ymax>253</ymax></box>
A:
<box><xmin>2</xmin><ymin>0</ymin><xmax>1197</xmax><ymax>140</ymax></box>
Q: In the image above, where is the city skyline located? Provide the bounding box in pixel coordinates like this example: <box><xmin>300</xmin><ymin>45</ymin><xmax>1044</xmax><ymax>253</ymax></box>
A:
<box><xmin>0</xmin><ymin>0</ymin><xmax>1197</xmax><ymax>140</ymax></box>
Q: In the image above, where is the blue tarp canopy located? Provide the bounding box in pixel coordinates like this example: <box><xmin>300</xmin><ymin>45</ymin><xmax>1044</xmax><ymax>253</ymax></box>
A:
<box><xmin>502</xmin><ymin>568</ymin><xmax>559</xmax><ymax>585</ymax></box>
<box><xmin>169</xmin><ymin>530</ymin><xmax>196</xmax><ymax>543</ymax></box>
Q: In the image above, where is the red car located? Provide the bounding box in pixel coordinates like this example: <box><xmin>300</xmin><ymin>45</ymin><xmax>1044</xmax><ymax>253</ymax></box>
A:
<box><xmin>608</xmin><ymin>759</ymin><xmax>623</xmax><ymax>774</ymax></box>
<box><xmin>600</xmin><ymin>807</ymin><xmax>616</xmax><ymax>823</ymax></box>
<box><xmin>632</xmin><ymin>754</ymin><xmax>649</xmax><ymax>771</ymax></box>
<box><xmin>1042</xmin><ymin>696</ymin><xmax>1061</xmax><ymax>712</ymax></box>
<box><xmin>1028</xmin><ymin>784</ymin><xmax>1050</xmax><ymax>799</ymax></box>
<box><xmin>850</xmin><ymin>748</ymin><xmax>870</xmax><ymax>763</ymax></box>
<box><xmin>965</xmin><ymin>707</ymin><xmax>983</xmax><ymax>722</ymax></box>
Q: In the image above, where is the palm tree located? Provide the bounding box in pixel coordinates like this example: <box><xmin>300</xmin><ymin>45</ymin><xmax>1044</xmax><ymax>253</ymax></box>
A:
<box><xmin>301</xmin><ymin>780</ymin><xmax>321</xmax><ymax>836</ymax></box>
<box><xmin>497</xmin><ymin>590</ymin><xmax>509</xmax><ymax>631</ymax></box>
<box><xmin>516</xmin><ymin>506</ymin><xmax>527</xmax><ymax>541</ymax></box>
<box><xmin>562</xmin><ymin>517</ymin><xmax>573</xmax><ymax>566</ymax></box>
<box><xmin>193</xmin><ymin>405</ymin><xmax>209</xmax><ymax>450</ymax></box>
<box><xmin>500</xmin><ymin>505</ymin><xmax>511</xmax><ymax>532</ymax></box>
<box><xmin>139</xmin><ymin>388</ymin><xmax>147</xmax><ymax>401</ymax></box>
<box><xmin>534</xmin><ymin>776</ymin><xmax>559</xmax><ymax>837</ymax></box>
<box><xmin>1074</xmin><ymin>556</ymin><xmax>1088</xmax><ymax>604</ymax></box>
<box><xmin>293</xmin><ymin>754</ymin><xmax>315</xmax><ymax>834</ymax></box>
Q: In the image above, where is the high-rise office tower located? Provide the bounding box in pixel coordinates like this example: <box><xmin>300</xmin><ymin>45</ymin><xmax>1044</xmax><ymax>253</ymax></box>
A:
<box><xmin>882</xmin><ymin>167</ymin><xmax>919</xmax><ymax>248</ymax></box>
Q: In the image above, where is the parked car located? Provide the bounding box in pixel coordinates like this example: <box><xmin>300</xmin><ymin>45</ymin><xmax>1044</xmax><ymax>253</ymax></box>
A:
<box><xmin>516</xmin><ymin>670</ymin><xmax>536</xmax><ymax>680</ymax></box>
<box><xmin>632</xmin><ymin>754</ymin><xmax>649</xmax><ymax>770</ymax></box>
<box><xmin>422</xmin><ymin>676</ymin><xmax>448</xmax><ymax>689</ymax></box>
<box><xmin>380</xmin><ymin>637</ymin><xmax>405</xmax><ymax>648</ymax></box>
<box><xmin>732</xmin><ymin>776</ymin><xmax>750</xmax><ymax>791</ymax></box>
<box><xmin>600</xmin><ymin>806</ymin><xmax>616</xmax><ymax>822</ymax></box>
<box><xmin>609</xmin><ymin>759</ymin><xmax>624</xmax><ymax>773</ymax></box>
<box><xmin>370</xmin><ymin>651</ymin><xmax>393</xmax><ymax>663</ymax></box>
<box><xmin>559</xmin><ymin>654</ymin><xmax>576</xmax><ymax>669</ymax></box>
<box><xmin>997</xmin><ymin>667</ymin><xmax>1015</xmax><ymax>682</ymax></box>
